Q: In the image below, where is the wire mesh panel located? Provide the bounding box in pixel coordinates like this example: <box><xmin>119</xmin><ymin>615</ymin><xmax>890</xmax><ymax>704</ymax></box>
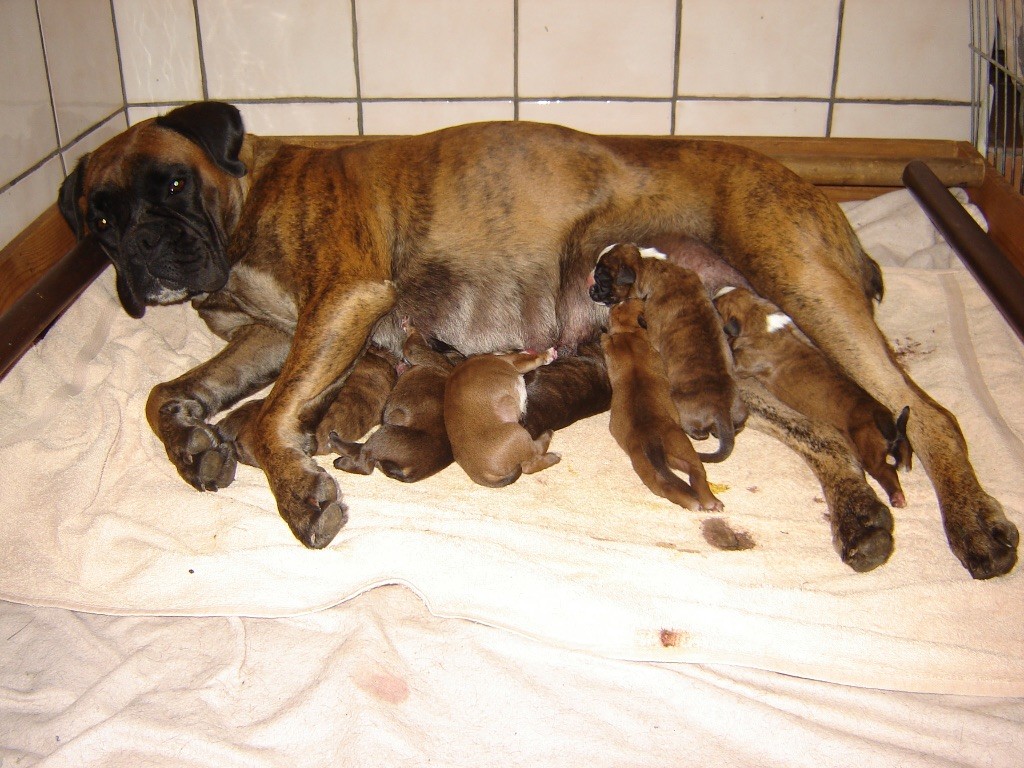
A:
<box><xmin>972</xmin><ymin>0</ymin><xmax>1024</xmax><ymax>190</ymax></box>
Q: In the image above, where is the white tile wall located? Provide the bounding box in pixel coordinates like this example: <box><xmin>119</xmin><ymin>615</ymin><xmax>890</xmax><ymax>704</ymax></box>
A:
<box><xmin>837</xmin><ymin>0</ymin><xmax>971</xmax><ymax>101</ymax></box>
<box><xmin>0</xmin><ymin>0</ymin><xmax>56</xmax><ymax>188</ymax></box>
<box><xmin>37</xmin><ymin>0</ymin><xmax>123</xmax><ymax>145</ymax></box>
<box><xmin>0</xmin><ymin>0</ymin><xmax>983</xmax><ymax>252</ymax></box>
<box><xmin>357</xmin><ymin>0</ymin><xmax>514</xmax><ymax>98</ymax></box>
<box><xmin>678</xmin><ymin>0</ymin><xmax>840</xmax><ymax>98</ymax></box>
<box><xmin>676</xmin><ymin>100</ymin><xmax>830</xmax><ymax>137</ymax></box>
<box><xmin>362</xmin><ymin>100</ymin><xmax>515</xmax><ymax>135</ymax></box>
<box><xmin>518</xmin><ymin>0</ymin><xmax>678</xmax><ymax>98</ymax></box>
<box><xmin>114</xmin><ymin>0</ymin><xmax>204</xmax><ymax>104</ymax></box>
<box><xmin>198</xmin><ymin>0</ymin><xmax>357</xmax><ymax>99</ymax></box>
<box><xmin>518</xmin><ymin>100</ymin><xmax>673</xmax><ymax>134</ymax></box>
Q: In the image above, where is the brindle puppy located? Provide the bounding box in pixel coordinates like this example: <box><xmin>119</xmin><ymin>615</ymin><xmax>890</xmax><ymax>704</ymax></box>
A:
<box><xmin>445</xmin><ymin>348</ymin><xmax>561</xmax><ymax>487</ymax></box>
<box><xmin>218</xmin><ymin>346</ymin><xmax>399</xmax><ymax>469</ymax></box>
<box><xmin>715</xmin><ymin>286</ymin><xmax>912</xmax><ymax>507</ymax></box>
<box><xmin>602</xmin><ymin>299</ymin><xmax>723</xmax><ymax>511</ymax></box>
<box><xmin>590</xmin><ymin>243</ymin><xmax>746</xmax><ymax>462</ymax></box>
<box><xmin>521</xmin><ymin>340</ymin><xmax>612</xmax><ymax>439</ymax></box>
<box><xmin>331</xmin><ymin>322</ymin><xmax>460</xmax><ymax>482</ymax></box>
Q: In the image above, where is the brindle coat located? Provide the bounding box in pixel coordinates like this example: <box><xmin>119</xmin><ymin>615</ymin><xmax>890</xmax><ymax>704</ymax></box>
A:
<box><xmin>589</xmin><ymin>243</ymin><xmax>746</xmax><ymax>462</ymax></box>
<box><xmin>602</xmin><ymin>300</ymin><xmax>723</xmax><ymax>511</ymax></box>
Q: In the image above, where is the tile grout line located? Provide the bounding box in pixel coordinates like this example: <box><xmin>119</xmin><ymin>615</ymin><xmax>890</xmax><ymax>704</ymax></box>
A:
<box><xmin>192</xmin><ymin>0</ymin><xmax>210</xmax><ymax>101</ymax></box>
<box><xmin>826</xmin><ymin>0</ymin><xmax>846</xmax><ymax>138</ymax></box>
<box><xmin>671</xmin><ymin>0</ymin><xmax>683</xmax><ymax>134</ymax></box>
<box><xmin>34</xmin><ymin>0</ymin><xmax>64</xmax><ymax>177</ymax></box>
<box><xmin>350</xmin><ymin>0</ymin><xmax>364</xmax><ymax>135</ymax></box>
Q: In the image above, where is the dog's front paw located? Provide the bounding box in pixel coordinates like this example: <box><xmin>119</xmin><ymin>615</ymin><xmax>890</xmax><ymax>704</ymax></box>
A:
<box><xmin>152</xmin><ymin>401</ymin><xmax>239</xmax><ymax>491</ymax></box>
<box><xmin>829</xmin><ymin>478</ymin><xmax>894</xmax><ymax>572</ymax></box>
<box><xmin>273</xmin><ymin>463</ymin><xmax>349</xmax><ymax>549</ymax></box>
<box><xmin>946</xmin><ymin>493</ymin><xmax>1019</xmax><ymax>579</ymax></box>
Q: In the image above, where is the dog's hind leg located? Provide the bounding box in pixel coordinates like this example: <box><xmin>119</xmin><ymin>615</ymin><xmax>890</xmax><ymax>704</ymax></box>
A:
<box><xmin>778</xmin><ymin>269</ymin><xmax>1016</xmax><ymax>577</ymax></box>
<box><xmin>738</xmin><ymin>378</ymin><xmax>894</xmax><ymax>572</ymax></box>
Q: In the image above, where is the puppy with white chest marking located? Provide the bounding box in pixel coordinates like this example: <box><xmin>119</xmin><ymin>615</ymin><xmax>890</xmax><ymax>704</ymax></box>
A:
<box><xmin>714</xmin><ymin>286</ymin><xmax>912</xmax><ymax>507</ymax></box>
<box><xmin>602</xmin><ymin>299</ymin><xmax>723</xmax><ymax>511</ymax></box>
<box><xmin>445</xmin><ymin>348</ymin><xmax>561</xmax><ymax>487</ymax></box>
<box><xmin>589</xmin><ymin>243</ymin><xmax>746</xmax><ymax>463</ymax></box>
<box><xmin>331</xmin><ymin>321</ymin><xmax>461</xmax><ymax>482</ymax></box>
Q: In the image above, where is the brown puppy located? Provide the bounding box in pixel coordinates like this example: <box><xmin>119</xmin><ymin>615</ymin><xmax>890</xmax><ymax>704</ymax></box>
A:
<box><xmin>445</xmin><ymin>348</ymin><xmax>561</xmax><ymax>487</ymax></box>
<box><xmin>602</xmin><ymin>299</ymin><xmax>723</xmax><ymax>511</ymax></box>
<box><xmin>590</xmin><ymin>243</ymin><xmax>746</xmax><ymax>463</ymax></box>
<box><xmin>58</xmin><ymin>102</ymin><xmax>1017</xmax><ymax>575</ymax></box>
<box><xmin>331</xmin><ymin>322</ymin><xmax>460</xmax><ymax>482</ymax></box>
<box><xmin>715</xmin><ymin>286</ymin><xmax>912</xmax><ymax>507</ymax></box>
<box><xmin>521</xmin><ymin>340</ymin><xmax>612</xmax><ymax>439</ymax></box>
<box><xmin>217</xmin><ymin>345</ymin><xmax>399</xmax><ymax>469</ymax></box>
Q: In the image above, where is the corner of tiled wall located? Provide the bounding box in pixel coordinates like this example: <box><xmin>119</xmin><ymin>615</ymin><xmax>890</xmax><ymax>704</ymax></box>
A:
<box><xmin>1</xmin><ymin>0</ymin><xmax>975</xmax><ymax>252</ymax></box>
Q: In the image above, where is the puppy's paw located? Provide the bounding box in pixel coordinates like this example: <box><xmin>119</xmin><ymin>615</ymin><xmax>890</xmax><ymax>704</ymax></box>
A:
<box><xmin>946</xmin><ymin>493</ymin><xmax>1019</xmax><ymax>579</ymax></box>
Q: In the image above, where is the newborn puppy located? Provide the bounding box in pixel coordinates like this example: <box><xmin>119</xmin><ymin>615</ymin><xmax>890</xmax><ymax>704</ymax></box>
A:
<box><xmin>590</xmin><ymin>243</ymin><xmax>746</xmax><ymax>462</ymax></box>
<box><xmin>714</xmin><ymin>286</ymin><xmax>912</xmax><ymax>507</ymax></box>
<box><xmin>331</xmin><ymin>322</ymin><xmax>460</xmax><ymax>482</ymax></box>
<box><xmin>218</xmin><ymin>345</ymin><xmax>399</xmax><ymax>467</ymax></box>
<box><xmin>521</xmin><ymin>340</ymin><xmax>612</xmax><ymax>439</ymax></box>
<box><xmin>602</xmin><ymin>299</ymin><xmax>723</xmax><ymax>511</ymax></box>
<box><xmin>445</xmin><ymin>347</ymin><xmax>561</xmax><ymax>487</ymax></box>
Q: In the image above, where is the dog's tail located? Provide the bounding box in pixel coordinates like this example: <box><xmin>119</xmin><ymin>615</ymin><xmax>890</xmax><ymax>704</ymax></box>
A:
<box><xmin>697</xmin><ymin>415</ymin><xmax>735</xmax><ymax>463</ymax></box>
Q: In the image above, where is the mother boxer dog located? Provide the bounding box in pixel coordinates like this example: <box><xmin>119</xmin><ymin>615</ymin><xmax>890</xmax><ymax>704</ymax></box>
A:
<box><xmin>58</xmin><ymin>101</ymin><xmax>1017</xmax><ymax>578</ymax></box>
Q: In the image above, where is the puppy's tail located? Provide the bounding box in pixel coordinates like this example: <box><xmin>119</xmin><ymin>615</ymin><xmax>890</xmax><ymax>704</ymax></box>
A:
<box><xmin>697</xmin><ymin>416</ymin><xmax>735</xmax><ymax>463</ymax></box>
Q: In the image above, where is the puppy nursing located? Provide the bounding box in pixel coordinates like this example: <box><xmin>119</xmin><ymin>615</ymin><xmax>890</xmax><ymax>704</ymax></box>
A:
<box><xmin>714</xmin><ymin>287</ymin><xmax>912</xmax><ymax>507</ymax></box>
<box><xmin>602</xmin><ymin>300</ymin><xmax>723</xmax><ymax>511</ymax></box>
<box><xmin>331</xmin><ymin>321</ymin><xmax>459</xmax><ymax>483</ymax></box>
<box><xmin>445</xmin><ymin>348</ymin><xmax>562</xmax><ymax>487</ymax></box>
<box><xmin>590</xmin><ymin>243</ymin><xmax>746</xmax><ymax>463</ymax></box>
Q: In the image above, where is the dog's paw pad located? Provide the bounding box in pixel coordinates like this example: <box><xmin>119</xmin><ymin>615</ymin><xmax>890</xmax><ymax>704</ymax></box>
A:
<box><xmin>196</xmin><ymin>443</ymin><xmax>237</xmax><ymax>491</ymax></box>
<box><xmin>842</xmin><ymin>526</ymin><xmax>894</xmax><ymax>572</ymax></box>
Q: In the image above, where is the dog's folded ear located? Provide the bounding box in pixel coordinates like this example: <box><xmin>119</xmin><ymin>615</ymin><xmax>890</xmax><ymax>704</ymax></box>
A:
<box><xmin>156</xmin><ymin>101</ymin><xmax>247</xmax><ymax>178</ymax></box>
<box><xmin>58</xmin><ymin>154</ymin><xmax>89</xmax><ymax>240</ymax></box>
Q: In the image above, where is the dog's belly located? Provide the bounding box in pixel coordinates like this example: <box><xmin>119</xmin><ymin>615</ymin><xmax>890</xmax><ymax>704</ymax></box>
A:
<box><xmin>382</xmin><ymin>244</ymin><xmax>605</xmax><ymax>355</ymax></box>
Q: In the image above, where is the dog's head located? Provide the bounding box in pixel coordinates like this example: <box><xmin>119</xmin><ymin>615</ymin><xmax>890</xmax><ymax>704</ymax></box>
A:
<box><xmin>58</xmin><ymin>101</ymin><xmax>249</xmax><ymax>318</ymax></box>
<box><xmin>588</xmin><ymin>243</ymin><xmax>644</xmax><ymax>305</ymax></box>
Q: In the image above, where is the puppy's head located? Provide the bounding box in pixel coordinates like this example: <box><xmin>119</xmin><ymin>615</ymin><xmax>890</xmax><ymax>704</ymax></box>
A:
<box><xmin>713</xmin><ymin>286</ymin><xmax>784</xmax><ymax>340</ymax></box>
<box><xmin>58</xmin><ymin>101</ymin><xmax>249</xmax><ymax>318</ymax></box>
<box><xmin>588</xmin><ymin>243</ymin><xmax>644</xmax><ymax>305</ymax></box>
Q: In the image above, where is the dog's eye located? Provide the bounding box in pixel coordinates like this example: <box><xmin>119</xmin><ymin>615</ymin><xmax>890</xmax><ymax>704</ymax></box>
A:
<box><xmin>168</xmin><ymin>178</ymin><xmax>186</xmax><ymax>195</ymax></box>
<box><xmin>94</xmin><ymin>217</ymin><xmax>110</xmax><ymax>233</ymax></box>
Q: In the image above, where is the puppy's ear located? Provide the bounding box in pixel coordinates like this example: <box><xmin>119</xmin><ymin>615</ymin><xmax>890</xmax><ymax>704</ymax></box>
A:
<box><xmin>58</xmin><ymin>154</ymin><xmax>89</xmax><ymax>240</ymax></box>
<box><xmin>614</xmin><ymin>265</ymin><xmax>636</xmax><ymax>286</ymax></box>
<box><xmin>156</xmin><ymin>101</ymin><xmax>247</xmax><ymax>177</ymax></box>
<box><xmin>722</xmin><ymin>317</ymin><xmax>741</xmax><ymax>338</ymax></box>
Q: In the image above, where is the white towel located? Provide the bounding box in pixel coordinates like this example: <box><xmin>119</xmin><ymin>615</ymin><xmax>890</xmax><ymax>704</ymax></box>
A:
<box><xmin>0</xmin><ymin>189</ymin><xmax>1021</xmax><ymax>695</ymax></box>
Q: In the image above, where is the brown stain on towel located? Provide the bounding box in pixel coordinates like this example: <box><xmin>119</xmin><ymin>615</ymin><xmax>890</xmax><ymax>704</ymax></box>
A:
<box><xmin>659</xmin><ymin>628</ymin><xmax>687</xmax><ymax>647</ymax></box>
<box><xmin>701</xmin><ymin>517</ymin><xmax>755</xmax><ymax>551</ymax></box>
